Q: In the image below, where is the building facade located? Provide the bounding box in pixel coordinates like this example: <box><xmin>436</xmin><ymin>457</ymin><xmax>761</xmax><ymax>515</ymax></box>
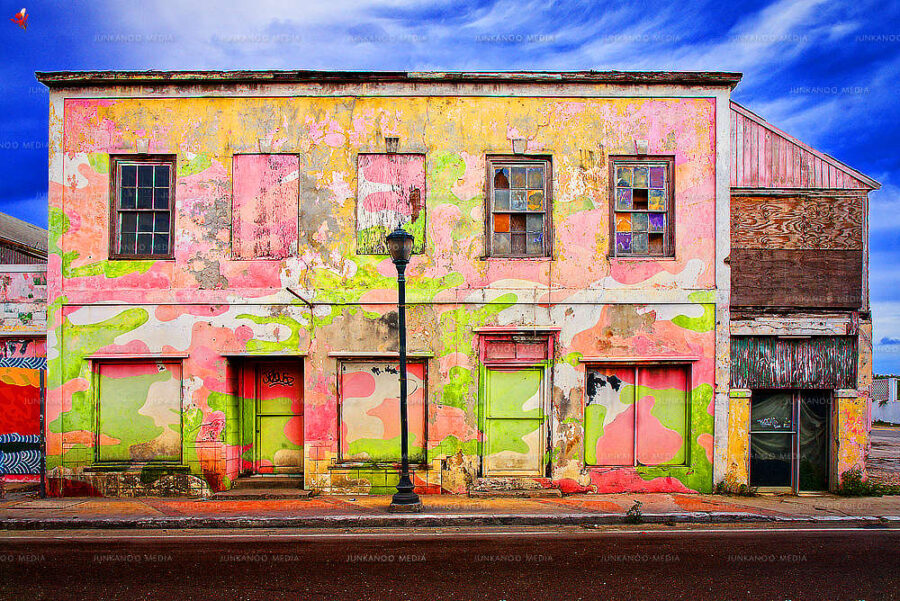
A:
<box><xmin>0</xmin><ymin>213</ymin><xmax>48</xmax><ymax>484</ymax></box>
<box><xmin>36</xmin><ymin>70</ymin><xmax>873</xmax><ymax>497</ymax></box>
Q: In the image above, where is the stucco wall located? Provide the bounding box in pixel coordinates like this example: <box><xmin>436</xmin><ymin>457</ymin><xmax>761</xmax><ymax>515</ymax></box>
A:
<box><xmin>46</xmin><ymin>90</ymin><xmax>725</xmax><ymax>495</ymax></box>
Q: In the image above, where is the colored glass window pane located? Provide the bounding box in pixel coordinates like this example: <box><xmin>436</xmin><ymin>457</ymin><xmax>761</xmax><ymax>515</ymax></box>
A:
<box><xmin>615</xmin><ymin>188</ymin><xmax>632</xmax><ymax>210</ymax></box>
<box><xmin>494</xmin><ymin>213</ymin><xmax>510</xmax><ymax>233</ymax></box>
<box><xmin>616</xmin><ymin>213</ymin><xmax>632</xmax><ymax>232</ymax></box>
<box><xmin>633</xmin><ymin>167</ymin><xmax>649</xmax><ymax>188</ymax></box>
<box><xmin>649</xmin><ymin>166</ymin><xmax>665</xmax><ymax>188</ymax></box>
<box><xmin>616</xmin><ymin>166</ymin><xmax>632</xmax><ymax>187</ymax></box>
<box><xmin>649</xmin><ymin>189</ymin><xmax>666</xmax><ymax>211</ymax></box>
<box><xmin>527</xmin><ymin>190</ymin><xmax>543</xmax><ymax>211</ymax></box>
<box><xmin>494</xmin><ymin>190</ymin><xmax>510</xmax><ymax>210</ymax></box>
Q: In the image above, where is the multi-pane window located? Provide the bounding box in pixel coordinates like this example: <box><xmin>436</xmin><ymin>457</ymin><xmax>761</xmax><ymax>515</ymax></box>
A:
<box><xmin>487</xmin><ymin>157</ymin><xmax>551</xmax><ymax>257</ymax></box>
<box><xmin>111</xmin><ymin>157</ymin><xmax>174</xmax><ymax>258</ymax></box>
<box><xmin>611</xmin><ymin>157</ymin><xmax>674</xmax><ymax>257</ymax></box>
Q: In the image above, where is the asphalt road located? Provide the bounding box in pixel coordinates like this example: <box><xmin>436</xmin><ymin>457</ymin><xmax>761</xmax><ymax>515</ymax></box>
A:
<box><xmin>0</xmin><ymin>525</ymin><xmax>897</xmax><ymax>600</ymax></box>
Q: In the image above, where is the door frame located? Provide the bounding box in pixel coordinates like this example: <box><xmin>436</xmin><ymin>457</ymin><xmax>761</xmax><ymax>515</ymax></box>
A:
<box><xmin>477</xmin><ymin>332</ymin><xmax>554</xmax><ymax>478</ymax></box>
<box><xmin>237</xmin><ymin>358</ymin><xmax>304</xmax><ymax>477</ymax></box>
<box><xmin>748</xmin><ymin>388</ymin><xmax>833</xmax><ymax>493</ymax></box>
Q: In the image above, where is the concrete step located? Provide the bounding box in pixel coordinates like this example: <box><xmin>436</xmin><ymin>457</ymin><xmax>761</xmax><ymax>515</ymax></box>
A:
<box><xmin>468</xmin><ymin>477</ymin><xmax>562</xmax><ymax>498</ymax></box>
<box><xmin>231</xmin><ymin>476</ymin><xmax>304</xmax><ymax>490</ymax></box>
<box><xmin>467</xmin><ymin>489</ymin><xmax>562</xmax><ymax>498</ymax></box>
<box><xmin>211</xmin><ymin>487</ymin><xmax>313</xmax><ymax>500</ymax></box>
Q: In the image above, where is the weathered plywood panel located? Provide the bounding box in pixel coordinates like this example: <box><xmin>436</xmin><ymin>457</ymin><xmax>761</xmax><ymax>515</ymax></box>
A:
<box><xmin>339</xmin><ymin>361</ymin><xmax>426</xmax><ymax>463</ymax></box>
<box><xmin>731</xmin><ymin>249</ymin><xmax>862</xmax><ymax>308</ymax></box>
<box><xmin>730</xmin><ymin>336</ymin><xmax>857</xmax><ymax>389</ymax></box>
<box><xmin>356</xmin><ymin>154</ymin><xmax>426</xmax><ymax>255</ymax></box>
<box><xmin>232</xmin><ymin>154</ymin><xmax>299</xmax><ymax>260</ymax></box>
<box><xmin>731</xmin><ymin>194</ymin><xmax>864</xmax><ymax>250</ymax></box>
<box><xmin>97</xmin><ymin>361</ymin><xmax>182</xmax><ymax>463</ymax></box>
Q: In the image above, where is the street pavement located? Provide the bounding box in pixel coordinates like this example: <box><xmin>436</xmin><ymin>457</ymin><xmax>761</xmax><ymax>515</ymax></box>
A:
<box><xmin>0</xmin><ymin>525</ymin><xmax>897</xmax><ymax>600</ymax></box>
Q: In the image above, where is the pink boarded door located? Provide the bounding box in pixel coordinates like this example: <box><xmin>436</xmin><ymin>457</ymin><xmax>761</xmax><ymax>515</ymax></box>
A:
<box><xmin>254</xmin><ymin>362</ymin><xmax>304</xmax><ymax>474</ymax></box>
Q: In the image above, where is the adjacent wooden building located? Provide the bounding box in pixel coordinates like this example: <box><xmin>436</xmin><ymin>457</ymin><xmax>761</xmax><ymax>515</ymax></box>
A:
<box><xmin>726</xmin><ymin>102</ymin><xmax>877</xmax><ymax>492</ymax></box>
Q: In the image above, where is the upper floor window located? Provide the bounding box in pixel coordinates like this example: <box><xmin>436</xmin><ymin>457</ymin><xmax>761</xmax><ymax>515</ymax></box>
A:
<box><xmin>486</xmin><ymin>156</ymin><xmax>551</xmax><ymax>258</ymax></box>
<box><xmin>610</xmin><ymin>156</ymin><xmax>675</xmax><ymax>258</ymax></box>
<box><xmin>110</xmin><ymin>156</ymin><xmax>175</xmax><ymax>259</ymax></box>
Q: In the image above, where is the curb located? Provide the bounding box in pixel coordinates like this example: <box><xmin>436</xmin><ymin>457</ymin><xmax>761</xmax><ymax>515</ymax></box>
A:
<box><xmin>1</xmin><ymin>513</ymin><xmax>898</xmax><ymax>530</ymax></box>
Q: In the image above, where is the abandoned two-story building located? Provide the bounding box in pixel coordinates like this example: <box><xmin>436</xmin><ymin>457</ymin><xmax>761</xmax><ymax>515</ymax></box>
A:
<box><xmin>35</xmin><ymin>70</ymin><xmax>877</xmax><ymax>497</ymax></box>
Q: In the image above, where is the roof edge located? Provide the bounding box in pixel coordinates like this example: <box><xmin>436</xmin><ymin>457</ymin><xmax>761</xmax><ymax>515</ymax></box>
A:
<box><xmin>731</xmin><ymin>101</ymin><xmax>880</xmax><ymax>190</ymax></box>
<box><xmin>35</xmin><ymin>69</ymin><xmax>743</xmax><ymax>89</ymax></box>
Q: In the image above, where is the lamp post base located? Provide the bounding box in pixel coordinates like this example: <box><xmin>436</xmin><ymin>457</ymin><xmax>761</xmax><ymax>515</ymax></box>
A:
<box><xmin>388</xmin><ymin>500</ymin><xmax>424</xmax><ymax>513</ymax></box>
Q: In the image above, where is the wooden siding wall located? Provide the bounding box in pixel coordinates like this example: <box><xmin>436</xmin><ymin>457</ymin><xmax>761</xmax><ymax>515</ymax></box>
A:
<box><xmin>730</xmin><ymin>104</ymin><xmax>870</xmax><ymax>189</ymax></box>
<box><xmin>731</xmin><ymin>336</ymin><xmax>857</xmax><ymax>389</ymax></box>
<box><xmin>731</xmin><ymin>192</ymin><xmax>865</xmax><ymax>309</ymax></box>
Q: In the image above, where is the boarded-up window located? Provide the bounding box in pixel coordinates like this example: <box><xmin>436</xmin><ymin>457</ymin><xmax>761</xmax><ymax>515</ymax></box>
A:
<box><xmin>584</xmin><ymin>365</ymin><xmax>688</xmax><ymax>466</ymax></box>
<box><xmin>232</xmin><ymin>154</ymin><xmax>299</xmax><ymax>259</ymax></box>
<box><xmin>96</xmin><ymin>361</ymin><xmax>182</xmax><ymax>463</ymax></box>
<box><xmin>356</xmin><ymin>154</ymin><xmax>426</xmax><ymax>255</ymax></box>
<box><xmin>339</xmin><ymin>360</ymin><xmax>426</xmax><ymax>463</ymax></box>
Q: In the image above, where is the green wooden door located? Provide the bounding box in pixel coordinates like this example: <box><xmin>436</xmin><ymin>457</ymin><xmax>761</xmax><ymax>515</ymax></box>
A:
<box><xmin>254</xmin><ymin>362</ymin><xmax>304</xmax><ymax>474</ymax></box>
<box><xmin>482</xmin><ymin>368</ymin><xmax>546</xmax><ymax>476</ymax></box>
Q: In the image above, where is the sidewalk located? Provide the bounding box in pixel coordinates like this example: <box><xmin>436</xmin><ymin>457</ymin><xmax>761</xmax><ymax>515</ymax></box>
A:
<box><xmin>2</xmin><ymin>491</ymin><xmax>900</xmax><ymax>530</ymax></box>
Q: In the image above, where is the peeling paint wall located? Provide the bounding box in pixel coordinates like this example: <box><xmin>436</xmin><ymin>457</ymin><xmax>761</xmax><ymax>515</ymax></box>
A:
<box><xmin>46</xmin><ymin>87</ymin><xmax>726</xmax><ymax>496</ymax></box>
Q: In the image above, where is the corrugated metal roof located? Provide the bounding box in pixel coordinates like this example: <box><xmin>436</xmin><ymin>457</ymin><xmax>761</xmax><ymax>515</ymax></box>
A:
<box><xmin>731</xmin><ymin>101</ymin><xmax>879</xmax><ymax>190</ymax></box>
<box><xmin>0</xmin><ymin>212</ymin><xmax>47</xmax><ymax>257</ymax></box>
<box><xmin>35</xmin><ymin>69</ymin><xmax>742</xmax><ymax>88</ymax></box>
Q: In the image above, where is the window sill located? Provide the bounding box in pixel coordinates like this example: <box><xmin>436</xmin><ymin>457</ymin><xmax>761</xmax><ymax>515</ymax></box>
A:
<box><xmin>329</xmin><ymin>462</ymin><xmax>432</xmax><ymax>470</ymax></box>
<box><xmin>85</xmin><ymin>463</ymin><xmax>190</xmax><ymax>473</ymax></box>
<box><xmin>482</xmin><ymin>256</ymin><xmax>553</xmax><ymax>262</ymax></box>
<box><xmin>608</xmin><ymin>256</ymin><xmax>677</xmax><ymax>261</ymax></box>
<box><xmin>108</xmin><ymin>256</ymin><xmax>175</xmax><ymax>262</ymax></box>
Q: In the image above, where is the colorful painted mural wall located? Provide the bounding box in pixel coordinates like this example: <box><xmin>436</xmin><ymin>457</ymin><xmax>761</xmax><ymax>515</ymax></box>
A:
<box><xmin>46</xmin><ymin>90</ymin><xmax>724</xmax><ymax>496</ymax></box>
<box><xmin>0</xmin><ymin>269</ymin><xmax>47</xmax><ymax>482</ymax></box>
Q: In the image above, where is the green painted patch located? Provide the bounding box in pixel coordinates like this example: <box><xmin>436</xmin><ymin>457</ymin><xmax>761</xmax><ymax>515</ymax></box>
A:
<box><xmin>672</xmin><ymin>303</ymin><xmax>715</xmax><ymax>333</ymax></box>
<box><xmin>346</xmin><ymin>436</ymin><xmax>425</xmax><ymax>464</ymax></box>
<box><xmin>177</xmin><ymin>153</ymin><xmax>213</xmax><ymax>177</ymax></box>
<box><xmin>87</xmin><ymin>153</ymin><xmax>109</xmax><ymax>175</ymax></box>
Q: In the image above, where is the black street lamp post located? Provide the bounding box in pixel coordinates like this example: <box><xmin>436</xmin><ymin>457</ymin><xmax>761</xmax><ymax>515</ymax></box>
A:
<box><xmin>386</xmin><ymin>226</ymin><xmax>423</xmax><ymax>512</ymax></box>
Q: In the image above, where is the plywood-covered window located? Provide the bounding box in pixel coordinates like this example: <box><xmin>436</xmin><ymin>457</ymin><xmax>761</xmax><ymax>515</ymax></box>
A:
<box><xmin>339</xmin><ymin>360</ymin><xmax>426</xmax><ymax>464</ymax></box>
<box><xmin>356</xmin><ymin>154</ymin><xmax>426</xmax><ymax>255</ymax></box>
<box><xmin>610</xmin><ymin>157</ymin><xmax>675</xmax><ymax>257</ymax></box>
<box><xmin>584</xmin><ymin>365</ymin><xmax>688</xmax><ymax>467</ymax></box>
<box><xmin>232</xmin><ymin>154</ymin><xmax>299</xmax><ymax>259</ymax></box>
<box><xmin>110</xmin><ymin>156</ymin><xmax>175</xmax><ymax>259</ymax></box>
<box><xmin>486</xmin><ymin>156</ymin><xmax>551</xmax><ymax>257</ymax></box>
<box><xmin>95</xmin><ymin>360</ymin><xmax>182</xmax><ymax>463</ymax></box>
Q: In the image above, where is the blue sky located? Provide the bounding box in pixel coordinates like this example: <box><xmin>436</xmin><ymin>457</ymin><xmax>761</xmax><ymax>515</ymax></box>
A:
<box><xmin>2</xmin><ymin>0</ymin><xmax>899</xmax><ymax>371</ymax></box>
